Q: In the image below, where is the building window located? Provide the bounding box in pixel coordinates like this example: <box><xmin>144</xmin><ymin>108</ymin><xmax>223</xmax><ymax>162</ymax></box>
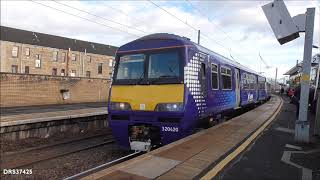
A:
<box><xmin>71</xmin><ymin>70</ymin><xmax>76</xmax><ymax>77</ymax></box>
<box><xmin>211</xmin><ymin>64</ymin><xmax>218</xmax><ymax>89</ymax></box>
<box><xmin>221</xmin><ymin>66</ymin><xmax>232</xmax><ymax>90</ymax></box>
<box><xmin>25</xmin><ymin>48</ymin><xmax>30</xmax><ymax>56</ymax></box>
<box><xmin>109</xmin><ymin>59</ymin><xmax>113</xmax><ymax>67</ymax></box>
<box><xmin>12</xmin><ymin>46</ymin><xmax>19</xmax><ymax>57</ymax></box>
<box><xmin>36</xmin><ymin>54</ymin><xmax>41</xmax><ymax>59</ymax></box>
<box><xmin>72</xmin><ymin>53</ymin><xmax>76</xmax><ymax>61</ymax></box>
<box><xmin>61</xmin><ymin>69</ymin><xmax>65</xmax><ymax>76</ymax></box>
<box><xmin>53</xmin><ymin>51</ymin><xmax>58</xmax><ymax>61</ymax></box>
<box><xmin>11</xmin><ymin>65</ymin><xmax>18</xmax><ymax>73</ymax></box>
<box><xmin>25</xmin><ymin>66</ymin><xmax>29</xmax><ymax>74</ymax></box>
<box><xmin>52</xmin><ymin>68</ymin><xmax>57</xmax><ymax>76</ymax></box>
<box><xmin>87</xmin><ymin>55</ymin><xmax>91</xmax><ymax>63</ymax></box>
<box><xmin>86</xmin><ymin>71</ymin><xmax>91</xmax><ymax>78</ymax></box>
<box><xmin>62</xmin><ymin>52</ymin><xmax>66</xmax><ymax>62</ymax></box>
<box><xmin>98</xmin><ymin>63</ymin><xmax>103</xmax><ymax>74</ymax></box>
<box><xmin>35</xmin><ymin>59</ymin><xmax>41</xmax><ymax>68</ymax></box>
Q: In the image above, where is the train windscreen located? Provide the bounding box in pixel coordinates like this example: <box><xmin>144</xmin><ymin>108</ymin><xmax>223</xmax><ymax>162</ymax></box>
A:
<box><xmin>114</xmin><ymin>49</ymin><xmax>183</xmax><ymax>85</ymax></box>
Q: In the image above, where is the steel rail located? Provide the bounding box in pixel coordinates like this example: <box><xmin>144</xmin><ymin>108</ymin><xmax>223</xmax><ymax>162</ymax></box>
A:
<box><xmin>3</xmin><ymin>135</ymin><xmax>115</xmax><ymax>169</ymax></box>
<box><xmin>64</xmin><ymin>151</ymin><xmax>142</xmax><ymax>180</ymax></box>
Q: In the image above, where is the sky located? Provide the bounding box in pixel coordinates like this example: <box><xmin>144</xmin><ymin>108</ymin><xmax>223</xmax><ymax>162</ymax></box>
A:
<box><xmin>1</xmin><ymin>0</ymin><xmax>319</xmax><ymax>80</ymax></box>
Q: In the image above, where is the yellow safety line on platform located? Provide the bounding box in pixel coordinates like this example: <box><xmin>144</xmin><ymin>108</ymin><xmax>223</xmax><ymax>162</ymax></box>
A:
<box><xmin>201</xmin><ymin>97</ymin><xmax>283</xmax><ymax>180</ymax></box>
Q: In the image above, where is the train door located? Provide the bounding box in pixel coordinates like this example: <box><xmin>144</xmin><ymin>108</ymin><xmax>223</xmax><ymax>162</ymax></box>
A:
<box><xmin>255</xmin><ymin>76</ymin><xmax>259</xmax><ymax>102</ymax></box>
<box><xmin>234</xmin><ymin>68</ymin><xmax>241</xmax><ymax>107</ymax></box>
<box><xmin>200</xmin><ymin>63</ymin><xmax>207</xmax><ymax>97</ymax></box>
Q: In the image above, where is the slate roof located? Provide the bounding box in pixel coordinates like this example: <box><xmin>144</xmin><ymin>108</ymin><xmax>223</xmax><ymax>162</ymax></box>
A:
<box><xmin>0</xmin><ymin>26</ymin><xmax>117</xmax><ymax>56</ymax></box>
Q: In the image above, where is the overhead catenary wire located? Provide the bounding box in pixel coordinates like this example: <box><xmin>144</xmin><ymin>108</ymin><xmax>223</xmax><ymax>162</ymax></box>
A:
<box><xmin>185</xmin><ymin>0</ymin><xmax>235</xmax><ymax>43</ymax></box>
<box><xmin>52</xmin><ymin>0</ymin><xmax>147</xmax><ymax>34</ymax></box>
<box><xmin>29</xmin><ymin>0</ymin><xmax>140</xmax><ymax>38</ymax></box>
<box><xmin>147</xmin><ymin>0</ymin><xmax>233</xmax><ymax>56</ymax></box>
<box><xmin>147</xmin><ymin>0</ymin><xmax>241</xmax><ymax>63</ymax></box>
<box><xmin>186</xmin><ymin>0</ymin><xmax>280</xmax><ymax>67</ymax></box>
<box><xmin>102</xmin><ymin>2</ymin><xmax>144</xmax><ymax>26</ymax></box>
<box><xmin>185</xmin><ymin>0</ymin><xmax>258</xmax><ymax>64</ymax></box>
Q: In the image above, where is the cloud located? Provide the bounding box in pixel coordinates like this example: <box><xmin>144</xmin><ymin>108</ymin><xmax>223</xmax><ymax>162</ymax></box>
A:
<box><xmin>1</xmin><ymin>0</ymin><xmax>319</xmax><ymax>79</ymax></box>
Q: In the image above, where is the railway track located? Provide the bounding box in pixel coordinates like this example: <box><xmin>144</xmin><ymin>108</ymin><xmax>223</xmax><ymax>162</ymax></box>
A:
<box><xmin>63</xmin><ymin>104</ymin><xmax>262</xmax><ymax>179</ymax></box>
<box><xmin>1</xmin><ymin>132</ymin><xmax>115</xmax><ymax>169</ymax></box>
<box><xmin>64</xmin><ymin>151</ymin><xmax>142</xmax><ymax>180</ymax></box>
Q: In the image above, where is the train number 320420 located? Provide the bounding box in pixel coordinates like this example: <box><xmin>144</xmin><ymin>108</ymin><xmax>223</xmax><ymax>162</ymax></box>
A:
<box><xmin>162</xmin><ymin>126</ymin><xmax>179</xmax><ymax>132</ymax></box>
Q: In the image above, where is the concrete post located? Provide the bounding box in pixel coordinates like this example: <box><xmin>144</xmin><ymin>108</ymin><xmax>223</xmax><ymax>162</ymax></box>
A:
<box><xmin>315</xmin><ymin>90</ymin><xmax>320</xmax><ymax>136</ymax></box>
<box><xmin>295</xmin><ymin>8</ymin><xmax>315</xmax><ymax>143</ymax></box>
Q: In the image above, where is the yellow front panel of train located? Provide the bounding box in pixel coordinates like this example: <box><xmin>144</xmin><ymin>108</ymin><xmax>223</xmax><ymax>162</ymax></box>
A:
<box><xmin>110</xmin><ymin>84</ymin><xmax>184</xmax><ymax>111</ymax></box>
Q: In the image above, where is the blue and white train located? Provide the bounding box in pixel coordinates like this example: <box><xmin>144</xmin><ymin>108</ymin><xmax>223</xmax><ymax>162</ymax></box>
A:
<box><xmin>108</xmin><ymin>33</ymin><xmax>271</xmax><ymax>151</ymax></box>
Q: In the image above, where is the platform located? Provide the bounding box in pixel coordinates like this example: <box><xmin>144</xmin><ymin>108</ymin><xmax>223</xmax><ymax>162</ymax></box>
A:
<box><xmin>81</xmin><ymin>96</ymin><xmax>283</xmax><ymax>180</ymax></box>
<box><xmin>0</xmin><ymin>103</ymin><xmax>108</xmax><ymax>141</ymax></box>
<box><xmin>0</xmin><ymin>103</ymin><xmax>108</xmax><ymax>127</ymax></box>
<box><xmin>214</xmin><ymin>96</ymin><xmax>319</xmax><ymax>180</ymax></box>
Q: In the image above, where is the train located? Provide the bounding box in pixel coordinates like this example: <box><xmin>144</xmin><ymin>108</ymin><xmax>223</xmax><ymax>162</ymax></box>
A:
<box><xmin>108</xmin><ymin>33</ymin><xmax>271</xmax><ymax>151</ymax></box>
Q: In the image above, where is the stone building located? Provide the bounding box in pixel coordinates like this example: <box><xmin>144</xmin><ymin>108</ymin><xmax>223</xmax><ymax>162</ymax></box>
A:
<box><xmin>0</xmin><ymin>26</ymin><xmax>117</xmax><ymax>79</ymax></box>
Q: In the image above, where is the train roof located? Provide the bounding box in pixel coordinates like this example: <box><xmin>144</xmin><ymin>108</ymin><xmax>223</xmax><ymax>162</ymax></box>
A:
<box><xmin>118</xmin><ymin>33</ymin><xmax>263</xmax><ymax>77</ymax></box>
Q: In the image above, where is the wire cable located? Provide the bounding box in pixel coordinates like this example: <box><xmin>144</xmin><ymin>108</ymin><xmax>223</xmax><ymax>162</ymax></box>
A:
<box><xmin>102</xmin><ymin>2</ymin><xmax>144</xmax><ymax>25</ymax></box>
<box><xmin>29</xmin><ymin>0</ymin><xmax>140</xmax><ymax>38</ymax></box>
<box><xmin>185</xmin><ymin>0</ymin><xmax>235</xmax><ymax>43</ymax></box>
<box><xmin>148</xmin><ymin>0</ymin><xmax>197</xmax><ymax>31</ymax></box>
<box><xmin>52</xmin><ymin>0</ymin><xmax>147</xmax><ymax>34</ymax></box>
<box><xmin>148</xmin><ymin>0</ymin><xmax>230</xmax><ymax>51</ymax></box>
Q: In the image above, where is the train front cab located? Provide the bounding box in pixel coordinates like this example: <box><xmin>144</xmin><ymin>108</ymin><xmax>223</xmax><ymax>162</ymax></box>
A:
<box><xmin>108</xmin><ymin>47</ymin><xmax>191</xmax><ymax>151</ymax></box>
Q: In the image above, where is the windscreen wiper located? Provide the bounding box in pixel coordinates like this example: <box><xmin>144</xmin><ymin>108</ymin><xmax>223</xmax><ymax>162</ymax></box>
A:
<box><xmin>136</xmin><ymin>72</ymin><xmax>147</xmax><ymax>85</ymax></box>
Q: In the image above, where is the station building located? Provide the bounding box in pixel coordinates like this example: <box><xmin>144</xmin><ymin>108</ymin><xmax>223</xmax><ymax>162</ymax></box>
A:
<box><xmin>284</xmin><ymin>53</ymin><xmax>320</xmax><ymax>87</ymax></box>
<box><xmin>0</xmin><ymin>26</ymin><xmax>117</xmax><ymax>79</ymax></box>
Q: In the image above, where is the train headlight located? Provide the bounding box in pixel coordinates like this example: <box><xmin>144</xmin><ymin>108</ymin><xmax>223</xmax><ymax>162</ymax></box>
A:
<box><xmin>155</xmin><ymin>103</ymin><xmax>183</xmax><ymax>112</ymax></box>
<box><xmin>109</xmin><ymin>102</ymin><xmax>131</xmax><ymax>111</ymax></box>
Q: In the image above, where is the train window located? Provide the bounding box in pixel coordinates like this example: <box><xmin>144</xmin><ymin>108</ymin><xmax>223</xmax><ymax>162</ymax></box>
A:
<box><xmin>258</xmin><ymin>77</ymin><xmax>266</xmax><ymax>89</ymax></box>
<box><xmin>242</xmin><ymin>73</ymin><xmax>246</xmax><ymax>88</ymax></box>
<box><xmin>211</xmin><ymin>64</ymin><xmax>218</xmax><ymax>89</ymax></box>
<box><xmin>242</xmin><ymin>73</ymin><xmax>249</xmax><ymax>89</ymax></box>
<box><xmin>253</xmin><ymin>75</ymin><xmax>257</xmax><ymax>90</ymax></box>
<box><xmin>116</xmin><ymin>54</ymin><xmax>145</xmax><ymax>80</ymax></box>
<box><xmin>249</xmin><ymin>75</ymin><xmax>255</xmax><ymax>90</ymax></box>
<box><xmin>148</xmin><ymin>51</ymin><xmax>180</xmax><ymax>79</ymax></box>
<box><xmin>221</xmin><ymin>66</ymin><xmax>232</xmax><ymax>90</ymax></box>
